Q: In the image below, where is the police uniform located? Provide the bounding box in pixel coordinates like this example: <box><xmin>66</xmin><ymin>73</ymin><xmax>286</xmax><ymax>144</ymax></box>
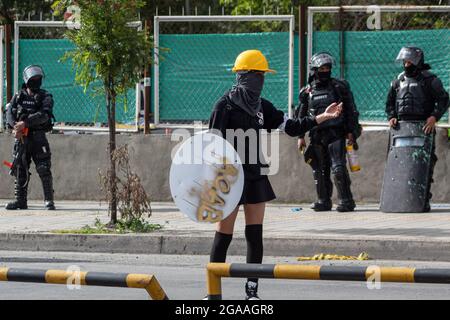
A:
<box><xmin>385</xmin><ymin>69</ymin><xmax>449</xmax><ymax>211</ymax></box>
<box><xmin>296</xmin><ymin>78</ymin><xmax>359</xmax><ymax>211</ymax></box>
<box><xmin>5</xmin><ymin>66</ymin><xmax>55</xmax><ymax>210</ymax></box>
<box><xmin>386</xmin><ymin>70</ymin><xmax>448</xmax><ymax>122</ymax></box>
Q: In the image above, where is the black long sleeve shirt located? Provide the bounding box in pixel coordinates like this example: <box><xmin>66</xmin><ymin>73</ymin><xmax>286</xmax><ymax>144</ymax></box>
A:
<box><xmin>295</xmin><ymin>79</ymin><xmax>359</xmax><ymax>139</ymax></box>
<box><xmin>209</xmin><ymin>94</ymin><xmax>317</xmax><ymax>180</ymax></box>
<box><xmin>386</xmin><ymin>71</ymin><xmax>449</xmax><ymax>121</ymax></box>
<box><xmin>6</xmin><ymin>89</ymin><xmax>54</xmax><ymax>131</ymax></box>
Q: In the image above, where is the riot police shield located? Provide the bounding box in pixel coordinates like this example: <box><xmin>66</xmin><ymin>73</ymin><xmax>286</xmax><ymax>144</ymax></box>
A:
<box><xmin>380</xmin><ymin>121</ymin><xmax>433</xmax><ymax>213</ymax></box>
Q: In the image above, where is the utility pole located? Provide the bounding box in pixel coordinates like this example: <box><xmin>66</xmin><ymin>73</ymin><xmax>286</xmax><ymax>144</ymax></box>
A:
<box><xmin>144</xmin><ymin>19</ymin><xmax>152</xmax><ymax>134</ymax></box>
<box><xmin>5</xmin><ymin>25</ymin><xmax>12</xmax><ymax>102</ymax></box>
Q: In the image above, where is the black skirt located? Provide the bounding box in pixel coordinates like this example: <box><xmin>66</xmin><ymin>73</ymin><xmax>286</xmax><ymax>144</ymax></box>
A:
<box><xmin>239</xmin><ymin>176</ymin><xmax>276</xmax><ymax>205</ymax></box>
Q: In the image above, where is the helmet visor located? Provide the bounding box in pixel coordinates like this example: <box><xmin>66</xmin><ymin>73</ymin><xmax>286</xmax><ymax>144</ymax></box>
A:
<box><xmin>310</xmin><ymin>53</ymin><xmax>335</xmax><ymax>69</ymax></box>
<box><xmin>395</xmin><ymin>47</ymin><xmax>422</xmax><ymax>66</ymax></box>
<box><xmin>23</xmin><ymin>66</ymin><xmax>44</xmax><ymax>84</ymax></box>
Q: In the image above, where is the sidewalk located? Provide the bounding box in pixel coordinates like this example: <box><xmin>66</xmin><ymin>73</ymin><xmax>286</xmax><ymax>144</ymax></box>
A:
<box><xmin>1</xmin><ymin>201</ymin><xmax>450</xmax><ymax>261</ymax></box>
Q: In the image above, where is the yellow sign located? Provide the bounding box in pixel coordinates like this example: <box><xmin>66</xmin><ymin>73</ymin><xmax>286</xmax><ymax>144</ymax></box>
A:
<box><xmin>196</xmin><ymin>158</ymin><xmax>239</xmax><ymax>223</ymax></box>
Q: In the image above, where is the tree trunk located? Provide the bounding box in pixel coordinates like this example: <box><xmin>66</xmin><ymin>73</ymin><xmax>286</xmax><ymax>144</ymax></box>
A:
<box><xmin>106</xmin><ymin>85</ymin><xmax>118</xmax><ymax>225</ymax></box>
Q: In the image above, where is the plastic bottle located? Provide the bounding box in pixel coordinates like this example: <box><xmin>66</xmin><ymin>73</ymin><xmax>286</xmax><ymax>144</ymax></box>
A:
<box><xmin>346</xmin><ymin>144</ymin><xmax>361</xmax><ymax>172</ymax></box>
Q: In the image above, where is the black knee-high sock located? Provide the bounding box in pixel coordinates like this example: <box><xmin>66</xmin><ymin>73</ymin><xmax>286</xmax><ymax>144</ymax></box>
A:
<box><xmin>210</xmin><ymin>232</ymin><xmax>233</xmax><ymax>263</ymax></box>
<box><xmin>245</xmin><ymin>224</ymin><xmax>263</xmax><ymax>283</ymax></box>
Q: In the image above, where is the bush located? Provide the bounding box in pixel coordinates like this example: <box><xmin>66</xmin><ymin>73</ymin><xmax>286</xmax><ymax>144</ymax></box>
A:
<box><xmin>99</xmin><ymin>144</ymin><xmax>152</xmax><ymax>223</ymax></box>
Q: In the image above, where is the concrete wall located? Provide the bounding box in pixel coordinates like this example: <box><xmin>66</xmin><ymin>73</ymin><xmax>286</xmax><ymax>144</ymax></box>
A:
<box><xmin>0</xmin><ymin>129</ymin><xmax>449</xmax><ymax>203</ymax></box>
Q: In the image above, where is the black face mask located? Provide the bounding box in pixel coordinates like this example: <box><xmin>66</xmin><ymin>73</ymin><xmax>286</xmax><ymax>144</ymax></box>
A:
<box><xmin>228</xmin><ymin>72</ymin><xmax>265</xmax><ymax>117</ymax></box>
<box><xmin>404</xmin><ymin>64</ymin><xmax>419</xmax><ymax>77</ymax></box>
<box><xmin>316</xmin><ymin>71</ymin><xmax>332</xmax><ymax>83</ymax></box>
<box><xmin>27</xmin><ymin>77</ymin><xmax>42</xmax><ymax>92</ymax></box>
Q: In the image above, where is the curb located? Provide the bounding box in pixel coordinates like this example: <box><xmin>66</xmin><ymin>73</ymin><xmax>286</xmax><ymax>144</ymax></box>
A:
<box><xmin>2</xmin><ymin>233</ymin><xmax>450</xmax><ymax>262</ymax></box>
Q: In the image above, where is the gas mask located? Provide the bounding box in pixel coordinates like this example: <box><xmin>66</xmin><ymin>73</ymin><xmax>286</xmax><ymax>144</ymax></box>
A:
<box><xmin>404</xmin><ymin>64</ymin><xmax>419</xmax><ymax>77</ymax></box>
<box><xmin>27</xmin><ymin>77</ymin><xmax>42</xmax><ymax>92</ymax></box>
<box><xmin>316</xmin><ymin>70</ymin><xmax>332</xmax><ymax>83</ymax></box>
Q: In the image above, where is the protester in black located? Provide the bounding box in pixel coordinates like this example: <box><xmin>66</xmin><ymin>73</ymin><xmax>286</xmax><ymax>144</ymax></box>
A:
<box><xmin>207</xmin><ymin>50</ymin><xmax>342</xmax><ymax>300</ymax></box>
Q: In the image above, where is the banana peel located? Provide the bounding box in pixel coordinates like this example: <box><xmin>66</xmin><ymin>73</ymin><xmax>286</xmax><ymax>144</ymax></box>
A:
<box><xmin>297</xmin><ymin>252</ymin><xmax>370</xmax><ymax>261</ymax></box>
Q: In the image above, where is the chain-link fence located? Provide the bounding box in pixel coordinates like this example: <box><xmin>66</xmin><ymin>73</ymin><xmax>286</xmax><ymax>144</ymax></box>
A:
<box><xmin>13</xmin><ymin>21</ymin><xmax>140</xmax><ymax>132</ymax></box>
<box><xmin>309</xmin><ymin>5</ymin><xmax>450</xmax><ymax>124</ymax></box>
<box><xmin>3</xmin><ymin>6</ymin><xmax>448</xmax><ymax>129</ymax></box>
<box><xmin>153</xmin><ymin>16</ymin><xmax>295</xmax><ymax>125</ymax></box>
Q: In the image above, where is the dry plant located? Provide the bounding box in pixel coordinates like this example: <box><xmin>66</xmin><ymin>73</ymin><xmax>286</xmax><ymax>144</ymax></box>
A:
<box><xmin>99</xmin><ymin>144</ymin><xmax>152</xmax><ymax>223</ymax></box>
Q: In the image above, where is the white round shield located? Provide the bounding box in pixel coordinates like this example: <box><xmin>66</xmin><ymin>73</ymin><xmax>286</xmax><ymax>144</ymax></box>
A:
<box><xmin>170</xmin><ymin>132</ymin><xmax>244</xmax><ymax>223</ymax></box>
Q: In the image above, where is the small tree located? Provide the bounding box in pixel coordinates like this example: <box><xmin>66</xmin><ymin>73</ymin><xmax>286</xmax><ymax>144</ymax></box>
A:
<box><xmin>57</xmin><ymin>0</ymin><xmax>152</xmax><ymax>225</ymax></box>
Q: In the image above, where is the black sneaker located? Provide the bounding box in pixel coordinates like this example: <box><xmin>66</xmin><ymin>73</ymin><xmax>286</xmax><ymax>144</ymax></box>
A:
<box><xmin>5</xmin><ymin>200</ymin><xmax>28</xmax><ymax>210</ymax></box>
<box><xmin>245</xmin><ymin>281</ymin><xmax>261</xmax><ymax>300</ymax></box>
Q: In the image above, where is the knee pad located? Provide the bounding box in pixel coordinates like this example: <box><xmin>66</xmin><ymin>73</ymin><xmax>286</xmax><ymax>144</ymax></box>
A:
<box><xmin>36</xmin><ymin>162</ymin><xmax>52</xmax><ymax>178</ymax></box>
<box><xmin>332</xmin><ymin>164</ymin><xmax>346</xmax><ymax>177</ymax></box>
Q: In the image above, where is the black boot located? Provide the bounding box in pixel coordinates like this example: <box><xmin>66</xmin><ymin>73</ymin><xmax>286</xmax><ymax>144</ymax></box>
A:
<box><xmin>5</xmin><ymin>200</ymin><xmax>28</xmax><ymax>210</ymax></box>
<box><xmin>41</xmin><ymin>175</ymin><xmax>55</xmax><ymax>210</ymax></box>
<box><xmin>333</xmin><ymin>167</ymin><xmax>355</xmax><ymax>212</ymax></box>
<box><xmin>311</xmin><ymin>200</ymin><xmax>332</xmax><ymax>211</ymax></box>
<box><xmin>336</xmin><ymin>200</ymin><xmax>356</xmax><ymax>212</ymax></box>
<box><xmin>311</xmin><ymin>169</ymin><xmax>332</xmax><ymax>211</ymax></box>
<box><xmin>5</xmin><ymin>177</ymin><xmax>28</xmax><ymax>210</ymax></box>
<box><xmin>45</xmin><ymin>201</ymin><xmax>55</xmax><ymax>211</ymax></box>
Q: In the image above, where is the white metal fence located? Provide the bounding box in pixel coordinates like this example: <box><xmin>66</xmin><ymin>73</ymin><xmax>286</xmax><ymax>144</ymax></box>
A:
<box><xmin>153</xmin><ymin>15</ymin><xmax>295</xmax><ymax>125</ymax></box>
<box><xmin>308</xmin><ymin>5</ymin><xmax>450</xmax><ymax>128</ymax></box>
<box><xmin>12</xmin><ymin>21</ymin><xmax>142</xmax><ymax>133</ymax></box>
<box><xmin>2</xmin><ymin>8</ymin><xmax>448</xmax><ymax>130</ymax></box>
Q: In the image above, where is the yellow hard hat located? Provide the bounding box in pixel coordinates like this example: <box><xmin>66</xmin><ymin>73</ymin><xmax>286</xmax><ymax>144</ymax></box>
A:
<box><xmin>232</xmin><ymin>49</ymin><xmax>276</xmax><ymax>73</ymax></box>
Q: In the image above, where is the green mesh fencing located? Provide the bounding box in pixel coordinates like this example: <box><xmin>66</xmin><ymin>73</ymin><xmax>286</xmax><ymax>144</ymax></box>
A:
<box><xmin>6</xmin><ymin>28</ymin><xmax>450</xmax><ymax>126</ymax></box>
<box><xmin>157</xmin><ymin>32</ymin><xmax>291</xmax><ymax>121</ymax></box>
<box><xmin>156</xmin><ymin>29</ymin><xmax>448</xmax><ymax>123</ymax></box>
<box><xmin>313</xmin><ymin>29</ymin><xmax>450</xmax><ymax>122</ymax></box>
<box><xmin>18</xmin><ymin>39</ymin><xmax>137</xmax><ymax>126</ymax></box>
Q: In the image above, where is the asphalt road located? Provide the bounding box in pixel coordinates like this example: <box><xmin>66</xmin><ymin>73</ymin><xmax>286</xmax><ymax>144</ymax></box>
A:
<box><xmin>1</xmin><ymin>251</ymin><xmax>450</xmax><ymax>300</ymax></box>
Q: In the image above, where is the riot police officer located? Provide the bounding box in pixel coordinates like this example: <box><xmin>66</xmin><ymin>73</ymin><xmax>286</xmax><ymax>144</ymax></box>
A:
<box><xmin>5</xmin><ymin>65</ymin><xmax>55</xmax><ymax>210</ymax></box>
<box><xmin>383</xmin><ymin>47</ymin><xmax>449</xmax><ymax>212</ymax></box>
<box><xmin>296</xmin><ymin>52</ymin><xmax>360</xmax><ymax>212</ymax></box>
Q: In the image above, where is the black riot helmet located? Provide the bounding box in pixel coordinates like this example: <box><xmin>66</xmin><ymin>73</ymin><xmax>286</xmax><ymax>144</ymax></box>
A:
<box><xmin>23</xmin><ymin>65</ymin><xmax>45</xmax><ymax>91</ymax></box>
<box><xmin>395</xmin><ymin>47</ymin><xmax>424</xmax><ymax>68</ymax></box>
<box><xmin>310</xmin><ymin>52</ymin><xmax>336</xmax><ymax>70</ymax></box>
<box><xmin>309</xmin><ymin>52</ymin><xmax>335</xmax><ymax>84</ymax></box>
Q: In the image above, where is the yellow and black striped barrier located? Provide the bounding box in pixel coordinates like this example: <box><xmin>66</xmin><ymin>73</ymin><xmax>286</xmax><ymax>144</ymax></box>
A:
<box><xmin>206</xmin><ymin>263</ymin><xmax>450</xmax><ymax>300</ymax></box>
<box><xmin>0</xmin><ymin>267</ymin><xmax>168</xmax><ymax>300</ymax></box>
